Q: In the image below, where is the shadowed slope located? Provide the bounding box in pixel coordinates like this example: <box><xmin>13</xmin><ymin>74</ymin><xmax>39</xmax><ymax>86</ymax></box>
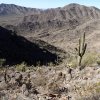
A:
<box><xmin>0</xmin><ymin>26</ymin><xmax>58</xmax><ymax>66</ymax></box>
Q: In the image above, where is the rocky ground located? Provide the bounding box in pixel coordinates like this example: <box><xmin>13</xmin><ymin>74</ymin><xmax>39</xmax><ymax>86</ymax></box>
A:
<box><xmin>0</xmin><ymin>64</ymin><xmax>100</xmax><ymax>100</ymax></box>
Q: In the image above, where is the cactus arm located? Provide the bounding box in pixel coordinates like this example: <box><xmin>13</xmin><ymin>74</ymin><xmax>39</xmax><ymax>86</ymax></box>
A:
<box><xmin>78</xmin><ymin>38</ymin><xmax>81</xmax><ymax>57</ymax></box>
<box><xmin>82</xmin><ymin>43</ymin><xmax>87</xmax><ymax>55</ymax></box>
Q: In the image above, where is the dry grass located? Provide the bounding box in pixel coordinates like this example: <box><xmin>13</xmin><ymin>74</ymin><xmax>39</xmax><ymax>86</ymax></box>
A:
<box><xmin>66</xmin><ymin>52</ymin><xmax>100</xmax><ymax>68</ymax></box>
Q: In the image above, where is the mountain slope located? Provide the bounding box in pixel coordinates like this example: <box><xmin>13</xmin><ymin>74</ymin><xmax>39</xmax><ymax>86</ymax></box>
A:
<box><xmin>0</xmin><ymin>3</ymin><xmax>100</xmax><ymax>53</ymax></box>
<box><xmin>1</xmin><ymin>3</ymin><xmax>100</xmax><ymax>30</ymax></box>
<box><xmin>16</xmin><ymin>3</ymin><xmax>100</xmax><ymax>33</ymax></box>
<box><xmin>0</xmin><ymin>3</ymin><xmax>42</xmax><ymax>16</ymax></box>
<box><xmin>0</xmin><ymin>26</ymin><xmax>67</xmax><ymax>65</ymax></box>
<box><xmin>0</xmin><ymin>3</ymin><xmax>42</xmax><ymax>25</ymax></box>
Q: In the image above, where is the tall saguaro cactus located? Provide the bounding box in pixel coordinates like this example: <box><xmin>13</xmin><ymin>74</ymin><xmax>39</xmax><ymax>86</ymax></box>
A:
<box><xmin>75</xmin><ymin>32</ymin><xmax>87</xmax><ymax>69</ymax></box>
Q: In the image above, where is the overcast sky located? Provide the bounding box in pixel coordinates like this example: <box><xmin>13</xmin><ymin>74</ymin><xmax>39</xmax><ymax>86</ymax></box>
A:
<box><xmin>0</xmin><ymin>0</ymin><xmax>100</xmax><ymax>9</ymax></box>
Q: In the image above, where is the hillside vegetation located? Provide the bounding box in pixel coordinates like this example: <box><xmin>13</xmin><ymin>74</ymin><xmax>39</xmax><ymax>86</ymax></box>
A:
<box><xmin>0</xmin><ymin>3</ymin><xmax>100</xmax><ymax>100</ymax></box>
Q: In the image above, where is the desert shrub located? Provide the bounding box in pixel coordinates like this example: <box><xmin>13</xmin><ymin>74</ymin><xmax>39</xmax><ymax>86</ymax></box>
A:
<box><xmin>16</xmin><ymin>62</ymin><xmax>27</xmax><ymax>72</ymax></box>
<box><xmin>80</xmin><ymin>82</ymin><xmax>100</xmax><ymax>100</ymax></box>
<box><xmin>79</xmin><ymin>94</ymin><xmax>100</xmax><ymax>100</ymax></box>
<box><xmin>95</xmin><ymin>82</ymin><xmax>100</xmax><ymax>93</ymax></box>
<box><xmin>97</xmin><ymin>60</ymin><xmax>100</xmax><ymax>65</ymax></box>
<box><xmin>67</xmin><ymin>52</ymin><xmax>99</xmax><ymax>68</ymax></box>
<box><xmin>67</xmin><ymin>59</ymin><xmax>77</xmax><ymax>68</ymax></box>
<box><xmin>48</xmin><ymin>62</ymin><xmax>53</xmax><ymax>66</ymax></box>
<box><xmin>47</xmin><ymin>81</ymin><xmax>60</xmax><ymax>94</ymax></box>
<box><xmin>67</xmin><ymin>55</ymin><xmax>77</xmax><ymax>68</ymax></box>
<box><xmin>96</xmin><ymin>55</ymin><xmax>100</xmax><ymax>65</ymax></box>
<box><xmin>82</xmin><ymin>53</ymin><xmax>98</xmax><ymax>66</ymax></box>
<box><xmin>32</xmin><ymin>76</ymin><xmax>47</xmax><ymax>87</ymax></box>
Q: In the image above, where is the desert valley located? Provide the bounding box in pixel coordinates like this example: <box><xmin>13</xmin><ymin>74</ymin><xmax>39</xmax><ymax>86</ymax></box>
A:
<box><xmin>0</xmin><ymin>3</ymin><xmax>100</xmax><ymax>100</ymax></box>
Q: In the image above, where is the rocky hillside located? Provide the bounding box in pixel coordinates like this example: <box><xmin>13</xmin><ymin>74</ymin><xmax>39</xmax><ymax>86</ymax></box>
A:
<box><xmin>0</xmin><ymin>65</ymin><xmax>100</xmax><ymax>100</ymax></box>
<box><xmin>0</xmin><ymin>3</ymin><xmax>42</xmax><ymax>25</ymax></box>
<box><xmin>0</xmin><ymin>3</ymin><xmax>42</xmax><ymax>16</ymax></box>
<box><xmin>0</xmin><ymin>3</ymin><xmax>100</xmax><ymax>100</ymax></box>
<box><xmin>16</xmin><ymin>3</ymin><xmax>100</xmax><ymax>33</ymax></box>
<box><xmin>1</xmin><ymin>3</ymin><xmax>100</xmax><ymax>31</ymax></box>
<box><xmin>0</xmin><ymin>3</ymin><xmax>100</xmax><ymax>53</ymax></box>
<box><xmin>0</xmin><ymin>26</ymin><xmax>66</xmax><ymax>66</ymax></box>
<box><xmin>16</xmin><ymin>3</ymin><xmax>100</xmax><ymax>53</ymax></box>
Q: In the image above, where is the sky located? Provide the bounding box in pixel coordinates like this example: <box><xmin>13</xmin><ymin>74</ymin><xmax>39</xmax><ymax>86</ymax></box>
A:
<box><xmin>0</xmin><ymin>0</ymin><xmax>100</xmax><ymax>9</ymax></box>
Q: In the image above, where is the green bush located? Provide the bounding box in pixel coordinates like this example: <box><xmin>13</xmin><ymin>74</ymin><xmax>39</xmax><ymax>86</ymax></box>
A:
<box><xmin>97</xmin><ymin>60</ymin><xmax>100</xmax><ymax>65</ymax></box>
<box><xmin>16</xmin><ymin>62</ymin><xmax>27</xmax><ymax>72</ymax></box>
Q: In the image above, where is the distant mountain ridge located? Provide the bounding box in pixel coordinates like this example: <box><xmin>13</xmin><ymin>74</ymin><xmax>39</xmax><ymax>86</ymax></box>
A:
<box><xmin>0</xmin><ymin>3</ymin><xmax>100</xmax><ymax>53</ymax></box>
<box><xmin>13</xmin><ymin>3</ymin><xmax>100</xmax><ymax>33</ymax></box>
<box><xmin>0</xmin><ymin>3</ymin><xmax>100</xmax><ymax>28</ymax></box>
<box><xmin>0</xmin><ymin>3</ymin><xmax>42</xmax><ymax>16</ymax></box>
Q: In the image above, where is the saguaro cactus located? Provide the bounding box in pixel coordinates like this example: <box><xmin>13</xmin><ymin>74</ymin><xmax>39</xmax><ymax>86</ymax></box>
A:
<box><xmin>75</xmin><ymin>32</ymin><xmax>87</xmax><ymax>69</ymax></box>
